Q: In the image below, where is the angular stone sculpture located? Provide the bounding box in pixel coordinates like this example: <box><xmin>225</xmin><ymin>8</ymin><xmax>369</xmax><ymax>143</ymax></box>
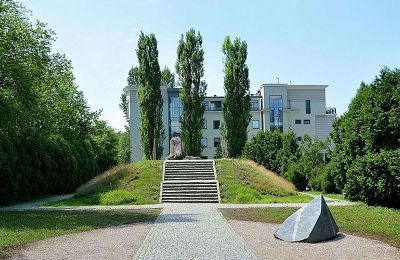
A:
<box><xmin>274</xmin><ymin>195</ymin><xmax>339</xmax><ymax>243</ymax></box>
<box><xmin>165</xmin><ymin>137</ymin><xmax>183</xmax><ymax>160</ymax></box>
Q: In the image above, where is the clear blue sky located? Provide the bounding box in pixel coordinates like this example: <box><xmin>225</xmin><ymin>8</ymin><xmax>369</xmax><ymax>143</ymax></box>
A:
<box><xmin>20</xmin><ymin>0</ymin><xmax>400</xmax><ymax>131</ymax></box>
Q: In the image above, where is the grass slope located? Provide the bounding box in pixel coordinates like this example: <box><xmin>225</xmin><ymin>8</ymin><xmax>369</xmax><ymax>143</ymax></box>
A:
<box><xmin>216</xmin><ymin>159</ymin><xmax>312</xmax><ymax>203</ymax></box>
<box><xmin>47</xmin><ymin>160</ymin><xmax>163</xmax><ymax>206</ymax></box>
<box><xmin>220</xmin><ymin>206</ymin><xmax>400</xmax><ymax>248</ymax></box>
<box><xmin>0</xmin><ymin>209</ymin><xmax>160</xmax><ymax>259</ymax></box>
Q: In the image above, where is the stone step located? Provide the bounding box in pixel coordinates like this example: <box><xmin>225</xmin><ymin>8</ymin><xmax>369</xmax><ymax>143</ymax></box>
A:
<box><xmin>162</xmin><ymin>199</ymin><xmax>218</xmax><ymax>203</ymax></box>
<box><xmin>162</xmin><ymin>189</ymin><xmax>217</xmax><ymax>193</ymax></box>
<box><xmin>162</xmin><ymin>182</ymin><xmax>217</xmax><ymax>186</ymax></box>
<box><xmin>164</xmin><ymin>175</ymin><xmax>215</xmax><ymax>179</ymax></box>
<box><xmin>162</xmin><ymin>194</ymin><xmax>218</xmax><ymax>198</ymax></box>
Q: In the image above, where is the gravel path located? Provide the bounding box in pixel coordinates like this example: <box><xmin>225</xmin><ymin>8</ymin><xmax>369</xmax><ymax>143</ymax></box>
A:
<box><xmin>229</xmin><ymin>220</ymin><xmax>400</xmax><ymax>260</ymax></box>
<box><xmin>12</xmin><ymin>223</ymin><xmax>153</xmax><ymax>260</ymax></box>
<box><xmin>134</xmin><ymin>204</ymin><xmax>257</xmax><ymax>259</ymax></box>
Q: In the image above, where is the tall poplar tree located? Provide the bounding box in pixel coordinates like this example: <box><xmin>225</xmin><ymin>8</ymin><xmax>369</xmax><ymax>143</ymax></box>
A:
<box><xmin>136</xmin><ymin>32</ymin><xmax>164</xmax><ymax>159</ymax></box>
<box><xmin>176</xmin><ymin>29</ymin><xmax>206</xmax><ymax>156</ymax></box>
<box><xmin>222</xmin><ymin>36</ymin><xmax>251</xmax><ymax>157</ymax></box>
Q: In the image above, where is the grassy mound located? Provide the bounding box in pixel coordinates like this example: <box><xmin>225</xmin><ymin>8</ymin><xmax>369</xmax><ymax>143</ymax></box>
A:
<box><xmin>216</xmin><ymin>159</ymin><xmax>311</xmax><ymax>203</ymax></box>
<box><xmin>47</xmin><ymin>161</ymin><xmax>163</xmax><ymax>206</ymax></box>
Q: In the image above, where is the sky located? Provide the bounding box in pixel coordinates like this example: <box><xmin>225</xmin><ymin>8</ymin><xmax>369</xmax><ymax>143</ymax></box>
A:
<box><xmin>20</xmin><ymin>0</ymin><xmax>400</xmax><ymax>131</ymax></box>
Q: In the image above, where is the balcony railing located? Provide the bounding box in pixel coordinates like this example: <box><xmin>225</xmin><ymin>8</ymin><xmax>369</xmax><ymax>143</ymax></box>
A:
<box><xmin>326</xmin><ymin>107</ymin><xmax>336</xmax><ymax>115</ymax></box>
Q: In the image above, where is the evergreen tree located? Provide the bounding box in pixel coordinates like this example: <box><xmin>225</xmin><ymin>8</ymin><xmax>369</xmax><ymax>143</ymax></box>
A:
<box><xmin>175</xmin><ymin>28</ymin><xmax>206</xmax><ymax>156</ymax></box>
<box><xmin>161</xmin><ymin>66</ymin><xmax>175</xmax><ymax>87</ymax></box>
<box><xmin>136</xmin><ymin>32</ymin><xmax>164</xmax><ymax>160</ymax></box>
<box><xmin>222</xmin><ymin>36</ymin><xmax>251</xmax><ymax>157</ymax></box>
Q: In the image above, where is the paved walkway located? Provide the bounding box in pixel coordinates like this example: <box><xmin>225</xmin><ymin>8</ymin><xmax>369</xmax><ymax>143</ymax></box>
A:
<box><xmin>134</xmin><ymin>204</ymin><xmax>257</xmax><ymax>259</ymax></box>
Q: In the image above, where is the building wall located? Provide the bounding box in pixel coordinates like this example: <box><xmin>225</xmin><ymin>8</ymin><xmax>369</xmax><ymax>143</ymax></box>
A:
<box><xmin>128</xmin><ymin>83</ymin><xmax>336</xmax><ymax>162</ymax></box>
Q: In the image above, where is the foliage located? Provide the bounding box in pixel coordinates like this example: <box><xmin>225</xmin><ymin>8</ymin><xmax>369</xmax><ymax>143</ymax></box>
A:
<box><xmin>220</xmin><ymin>205</ymin><xmax>400</xmax><ymax>248</ymax></box>
<box><xmin>127</xmin><ymin>66</ymin><xmax>140</xmax><ymax>85</ymax></box>
<box><xmin>344</xmin><ymin>149</ymin><xmax>400</xmax><ymax>208</ymax></box>
<box><xmin>176</xmin><ymin>28</ymin><xmax>206</xmax><ymax>156</ymax></box>
<box><xmin>243</xmin><ymin>130</ymin><xmax>297</xmax><ymax>173</ymax></box>
<box><xmin>0</xmin><ymin>210</ymin><xmax>160</xmax><ymax>258</ymax></box>
<box><xmin>216</xmin><ymin>159</ymin><xmax>311</xmax><ymax>204</ymax></box>
<box><xmin>215</xmin><ymin>144</ymin><xmax>223</xmax><ymax>159</ymax></box>
<box><xmin>222</xmin><ymin>36</ymin><xmax>251</xmax><ymax>157</ymax></box>
<box><xmin>161</xmin><ymin>66</ymin><xmax>175</xmax><ymax>87</ymax></box>
<box><xmin>0</xmin><ymin>0</ymin><xmax>118</xmax><ymax>205</ymax></box>
<box><xmin>283</xmin><ymin>135</ymin><xmax>330</xmax><ymax>191</ymax></box>
<box><xmin>329</xmin><ymin>67</ymin><xmax>400</xmax><ymax>207</ymax></box>
<box><xmin>136</xmin><ymin>32</ymin><xmax>164</xmax><ymax>159</ymax></box>
<box><xmin>244</xmin><ymin>130</ymin><xmax>330</xmax><ymax>191</ymax></box>
<box><xmin>116</xmin><ymin>129</ymin><xmax>131</xmax><ymax>164</ymax></box>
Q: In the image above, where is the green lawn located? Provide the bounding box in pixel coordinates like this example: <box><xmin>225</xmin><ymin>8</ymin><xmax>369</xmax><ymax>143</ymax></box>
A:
<box><xmin>216</xmin><ymin>159</ymin><xmax>312</xmax><ymax>203</ymax></box>
<box><xmin>46</xmin><ymin>160</ymin><xmax>163</xmax><ymax>206</ymax></box>
<box><xmin>220</xmin><ymin>205</ymin><xmax>400</xmax><ymax>248</ymax></box>
<box><xmin>0</xmin><ymin>209</ymin><xmax>160</xmax><ymax>259</ymax></box>
<box><xmin>303</xmin><ymin>191</ymin><xmax>346</xmax><ymax>201</ymax></box>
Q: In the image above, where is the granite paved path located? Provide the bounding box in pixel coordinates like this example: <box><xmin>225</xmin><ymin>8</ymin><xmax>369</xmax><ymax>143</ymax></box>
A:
<box><xmin>134</xmin><ymin>204</ymin><xmax>258</xmax><ymax>259</ymax></box>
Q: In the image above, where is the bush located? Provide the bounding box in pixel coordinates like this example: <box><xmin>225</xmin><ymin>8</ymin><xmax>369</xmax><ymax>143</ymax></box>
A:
<box><xmin>344</xmin><ymin>150</ymin><xmax>400</xmax><ymax>208</ymax></box>
<box><xmin>282</xmin><ymin>163</ymin><xmax>308</xmax><ymax>191</ymax></box>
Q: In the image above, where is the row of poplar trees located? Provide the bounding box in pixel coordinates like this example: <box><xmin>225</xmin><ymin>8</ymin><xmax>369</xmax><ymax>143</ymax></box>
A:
<box><xmin>125</xmin><ymin>29</ymin><xmax>251</xmax><ymax>159</ymax></box>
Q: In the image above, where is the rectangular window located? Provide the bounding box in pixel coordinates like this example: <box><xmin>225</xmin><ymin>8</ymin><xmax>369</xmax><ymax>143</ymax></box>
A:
<box><xmin>269</xmin><ymin>95</ymin><xmax>283</xmax><ymax>131</ymax></box>
<box><xmin>306</xmin><ymin>100</ymin><xmax>311</xmax><ymax>114</ymax></box>
<box><xmin>214</xmin><ymin>137</ymin><xmax>221</xmax><ymax>147</ymax></box>
<box><xmin>213</xmin><ymin>120</ymin><xmax>220</xmax><ymax>129</ymax></box>
<box><xmin>252</xmin><ymin>120</ymin><xmax>260</xmax><ymax>129</ymax></box>
<box><xmin>250</xmin><ymin>101</ymin><xmax>259</xmax><ymax>111</ymax></box>
<box><xmin>210</xmin><ymin>101</ymin><xmax>222</xmax><ymax>111</ymax></box>
<box><xmin>201</xmin><ymin>138</ymin><xmax>208</xmax><ymax>148</ymax></box>
<box><xmin>295</xmin><ymin>119</ymin><xmax>301</xmax><ymax>124</ymax></box>
<box><xmin>287</xmin><ymin>100</ymin><xmax>291</xmax><ymax>109</ymax></box>
<box><xmin>202</xmin><ymin>119</ymin><xmax>207</xmax><ymax>129</ymax></box>
<box><xmin>303</xmin><ymin>119</ymin><xmax>310</xmax><ymax>124</ymax></box>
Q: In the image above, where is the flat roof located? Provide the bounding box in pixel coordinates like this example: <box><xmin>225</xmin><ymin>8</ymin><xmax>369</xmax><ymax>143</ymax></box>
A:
<box><xmin>260</xmin><ymin>84</ymin><xmax>328</xmax><ymax>90</ymax></box>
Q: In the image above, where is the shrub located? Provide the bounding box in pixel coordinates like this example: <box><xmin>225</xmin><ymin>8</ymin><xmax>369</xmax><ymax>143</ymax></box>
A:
<box><xmin>344</xmin><ymin>150</ymin><xmax>400</xmax><ymax>208</ymax></box>
<box><xmin>244</xmin><ymin>130</ymin><xmax>283</xmax><ymax>172</ymax></box>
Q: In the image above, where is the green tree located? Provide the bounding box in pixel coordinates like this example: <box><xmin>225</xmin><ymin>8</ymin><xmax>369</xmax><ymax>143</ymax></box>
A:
<box><xmin>161</xmin><ymin>66</ymin><xmax>175</xmax><ymax>87</ymax></box>
<box><xmin>329</xmin><ymin>67</ymin><xmax>400</xmax><ymax>207</ymax></box>
<box><xmin>136</xmin><ymin>32</ymin><xmax>164</xmax><ymax>160</ymax></box>
<box><xmin>222</xmin><ymin>36</ymin><xmax>251</xmax><ymax>157</ymax></box>
<box><xmin>127</xmin><ymin>66</ymin><xmax>140</xmax><ymax>85</ymax></box>
<box><xmin>0</xmin><ymin>0</ymin><xmax>118</xmax><ymax>205</ymax></box>
<box><xmin>175</xmin><ymin>28</ymin><xmax>206</xmax><ymax>156</ymax></box>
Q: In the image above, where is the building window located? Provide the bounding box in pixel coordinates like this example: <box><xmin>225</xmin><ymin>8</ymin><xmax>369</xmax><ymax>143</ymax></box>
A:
<box><xmin>287</xmin><ymin>100</ymin><xmax>291</xmax><ymax>109</ymax></box>
<box><xmin>250</xmin><ymin>101</ymin><xmax>259</xmax><ymax>111</ymax></box>
<box><xmin>202</xmin><ymin>119</ymin><xmax>207</xmax><ymax>129</ymax></box>
<box><xmin>295</xmin><ymin>119</ymin><xmax>301</xmax><ymax>124</ymax></box>
<box><xmin>169</xmin><ymin>96</ymin><xmax>183</xmax><ymax>139</ymax></box>
<box><xmin>306</xmin><ymin>100</ymin><xmax>311</xmax><ymax>114</ymax></box>
<box><xmin>201</xmin><ymin>138</ymin><xmax>208</xmax><ymax>148</ymax></box>
<box><xmin>252</xmin><ymin>120</ymin><xmax>260</xmax><ymax>129</ymax></box>
<box><xmin>213</xmin><ymin>120</ymin><xmax>220</xmax><ymax>129</ymax></box>
<box><xmin>269</xmin><ymin>95</ymin><xmax>283</xmax><ymax>131</ymax></box>
<box><xmin>203</xmin><ymin>101</ymin><xmax>209</xmax><ymax>111</ymax></box>
<box><xmin>303</xmin><ymin>119</ymin><xmax>310</xmax><ymax>124</ymax></box>
<box><xmin>210</xmin><ymin>101</ymin><xmax>222</xmax><ymax>111</ymax></box>
<box><xmin>214</xmin><ymin>137</ymin><xmax>221</xmax><ymax>147</ymax></box>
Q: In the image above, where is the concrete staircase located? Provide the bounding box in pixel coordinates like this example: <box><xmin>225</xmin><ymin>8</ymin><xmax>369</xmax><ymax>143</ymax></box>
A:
<box><xmin>161</xmin><ymin>160</ymin><xmax>220</xmax><ymax>203</ymax></box>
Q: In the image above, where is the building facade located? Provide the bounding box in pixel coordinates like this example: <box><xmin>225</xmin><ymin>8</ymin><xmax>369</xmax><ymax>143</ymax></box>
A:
<box><xmin>126</xmin><ymin>83</ymin><xmax>336</xmax><ymax>162</ymax></box>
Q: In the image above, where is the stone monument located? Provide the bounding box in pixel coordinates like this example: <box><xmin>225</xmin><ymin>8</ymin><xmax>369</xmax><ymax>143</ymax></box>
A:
<box><xmin>274</xmin><ymin>195</ymin><xmax>339</xmax><ymax>243</ymax></box>
<box><xmin>165</xmin><ymin>136</ymin><xmax>184</xmax><ymax>160</ymax></box>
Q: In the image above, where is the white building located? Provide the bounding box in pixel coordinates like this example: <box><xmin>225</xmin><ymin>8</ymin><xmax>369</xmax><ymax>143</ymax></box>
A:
<box><xmin>126</xmin><ymin>83</ymin><xmax>336</xmax><ymax>162</ymax></box>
